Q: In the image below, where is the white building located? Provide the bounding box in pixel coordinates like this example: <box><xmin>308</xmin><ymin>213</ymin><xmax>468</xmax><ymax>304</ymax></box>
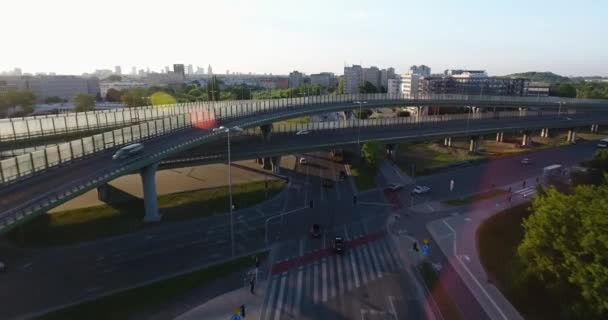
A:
<box><xmin>100</xmin><ymin>81</ymin><xmax>147</xmax><ymax>99</ymax></box>
<box><xmin>387</xmin><ymin>73</ymin><xmax>421</xmax><ymax>97</ymax></box>
<box><xmin>187</xmin><ymin>64</ymin><xmax>194</xmax><ymax>75</ymax></box>
<box><xmin>207</xmin><ymin>64</ymin><xmax>213</xmax><ymax>75</ymax></box>
<box><xmin>114</xmin><ymin>66</ymin><xmax>122</xmax><ymax>75</ymax></box>
<box><xmin>344</xmin><ymin>65</ymin><xmax>363</xmax><ymax>94</ymax></box>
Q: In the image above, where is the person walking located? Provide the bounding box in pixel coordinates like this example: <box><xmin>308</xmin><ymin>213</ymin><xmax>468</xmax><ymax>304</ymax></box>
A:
<box><xmin>249</xmin><ymin>276</ymin><xmax>255</xmax><ymax>294</ymax></box>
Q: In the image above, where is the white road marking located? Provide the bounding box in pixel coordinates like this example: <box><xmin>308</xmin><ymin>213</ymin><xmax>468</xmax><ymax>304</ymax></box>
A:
<box><xmin>356</xmin><ymin>246</ymin><xmax>369</xmax><ymax>284</ymax></box>
<box><xmin>313</xmin><ymin>262</ymin><xmax>320</xmax><ymax>303</ymax></box>
<box><xmin>368</xmin><ymin>241</ymin><xmax>383</xmax><ymax>278</ymax></box>
<box><xmin>322</xmin><ymin>258</ymin><xmax>328</xmax><ymax>301</ymax></box>
<box><xmin>362</xmin><ymin>244</ymin><xmax>377</xmax><ymax>281</ymax></box>
<box><xmin>388</xmin><ymin>296</ymin><xmax>400</xmax><ymax>320</ymax></box>
<box><xmin>349</xmin><ymin>249</ymin><xmax>361</xmax><ymax>288</ymax></box>
<box><xmin>329</xmin><ymin>256</ymin><xmax>337</xmax><ymax>298</ymax></box>
<box><xmin>442</xmin><ymin>220</ymin><xmax>510</xmax><ymax>320</ymax></box>
<box><xmin>336</xmin><ymin>253</ymin><xmax>345</xmax><ymax>294</ymax></box>
<box><xmin>273</xmin><ymin>272</ymin><xmax>288</xmax><ymax>320</ymax></box>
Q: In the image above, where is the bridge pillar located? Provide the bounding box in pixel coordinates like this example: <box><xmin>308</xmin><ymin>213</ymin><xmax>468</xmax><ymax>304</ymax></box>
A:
<box><xmin>521</xmin><ymin>131</ymin><xmax>532</xmax><ymax>147</ymax></box>
<box><xmin>567</xmin><ymin>129</ymin><xmax>577</xmax><ymax>143</ymax></box>
<box><xmin>469</xmin><ymin>136</ymin><xmax>480</xmax><ymax>153</ymax></box>
<box><xmin>97</xmin><ymin>183</ymin><xmax>111</xmax><ymax>202</ymax></box>
<box><xmin>443</xmin><ymin>137</ymin><xmax>452</xmax><ymax>147</ymax></box>
<box><xmin>141</xmin><ymin>162</ymin><xmax>161</xmax><ymax>223</ymax></box>
<box><xmin>591</xmin><ymin>124</ymin><xmax>599</xmax><ymax>133</ymax></box>
<box><xmin>495</xmin><ymin>132</ymin><xmax>504</xmax><ymax>143</ymax></box>
<box><xmin>261</xmin><ymin>124</ymin><xmax>273</xmax><ymax>142</ymax></box>
<box><xmin>271</xmin><ymin>156</ymin><xmax>281</xmax><ymax>174</ymax></box>
<box><xmin>262</xmin><ymin>157</ymin><xmax>272</xmax><ymax>170</ymax></box>
<box><xmin>385</xmin><ymin>144</ymin><xmax>397</xmax><ymax>160</ymax></box>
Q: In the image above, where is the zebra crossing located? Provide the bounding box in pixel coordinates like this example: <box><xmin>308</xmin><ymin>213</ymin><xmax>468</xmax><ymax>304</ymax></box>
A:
<box><xmin>513</xmin><ymin>187</ymin><xmax>536</xmax><ymax>198</ymax></box>
<box><xmin>261</xmin><ymin>236</ymin><xmax>404</xmax><ymax>320</ymax></box>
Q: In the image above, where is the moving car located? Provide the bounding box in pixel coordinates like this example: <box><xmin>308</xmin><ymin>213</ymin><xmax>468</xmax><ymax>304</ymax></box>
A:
<box><xmin>384</xmin><ymin>183</ymin><xmax>404</xmax><ymax>192</ymax></box>
<box><xmin>333</xmin><ymin>236</ymin><xmax>344</xmax><ymax>254</ymax></box>
<box><xmin>521</xmin><ymin>158</ymin><xmax>532</xmax><ymax>165</ymax></box>
<box><xmin>299</xmin><ymin>157</ymin><xmax>307</xmax><ymax>165</ymax></box>
<box><xmin>411</xmin><ymin>185</ymin><xmax>431</xmax><ymax>195</ymax></box>
<box><xmin>112</xmin><ymin>143</ymin><xmax>144</xmax><ymax>160</ymax></box>
<box><xmin>296</xmin><ymin>130</ymin><xmax>311</xmax><ymax>135</ymax></box>
<box><xmin>322</xmin><ymin>178</ymin><xmax>334</xmax><ymax>188</ymax></box>
<box><xmin>310</xmin><ymin>224</ymin><xmax>321</xmax><ymax>238</ymax></box>
<box><xmin>597</xmin><ymin>138</ymin><xmax>608</xmax><ymax>148</ymax></box>
<box><xmin>338</xmin><ymin>171</ymin><xmax>346</xmax><ymax>180</ymax></box>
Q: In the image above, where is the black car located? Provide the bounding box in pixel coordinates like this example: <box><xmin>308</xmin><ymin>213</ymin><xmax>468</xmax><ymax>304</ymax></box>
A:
<box><xmin>333</xmin><ymin>236</ymin><xmax>344</xmax><ymax>253</ymax></box>
<box><xmin>338</xmin><ymin>171</ymin><xmax>346</xmax><ymax>180</ymax></box>
<box><xmin>322</xmin><ymin>178</ymin><xmax>334</xmax><ymax>188</ymax></box>
<box><xmin>310</xmin><ymin>224</ymin><xmax>321</xmax><ymax>238</ymax></box>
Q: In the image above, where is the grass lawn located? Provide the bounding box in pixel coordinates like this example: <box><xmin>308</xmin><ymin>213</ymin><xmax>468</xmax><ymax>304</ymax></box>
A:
<box><xmin>11</xmin><ymin>180</ymin><xmax>285</xmax><ymax>247</ymax></box>
<box><xmin>350</xmin><ymin>165</ymin><xmax>377</xmax><ymax>190</ymax></box>
<box><xmin>444</xmin><ymin>189</ymin><xmax>508</xmax><ymax>206</ymax></box>
<box><xmin>477</xmin><ymin>204</ymin><xmax>563</xmax><ymax>320</ymax></box>
<box><xmin>35</xmin><ymin>253</ymin><xmax>267</xmax><ymax>320</ymax></box>
<box><xmin>418</xmin><ymin>261</ymin><xmax>463</xmax><ymax>320</ymax></box>
<box><xmin>395</xmin><ymin>142</ymin><xmax>483</xmax><ymax>176</ymax></box>
<box><xmin>274</xmin><ymin>116</ymin><xmax>310</xmax><ymax>126</ymax></box>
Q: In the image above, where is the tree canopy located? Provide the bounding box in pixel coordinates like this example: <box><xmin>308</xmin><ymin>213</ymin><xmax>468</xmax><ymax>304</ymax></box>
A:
<box><xmin>555</xmin><ymin>83</ymin><xmax>577</xmax><ymax>98</ymax></box>
<box><xmin>518</xmin><ymin>184</ymin><xmax>608</xmax><ymax>318</ymax></box>
<box><xmin>44</xmin><ymin>96</ymin><xmax>64</xmax><ymax>104</ymax></box>
<box><xmin>336</xmin><ymin>78</ymin><xmax>344</xmax><ymax>94</ymax></box>
<box><xmin>105</xmin><ymin>88</ymin><xmax>123</xmax><ymax>102</ymax></box>
<box><xmin>0</xmin><ymin>90</ymin><xmax>36</xmax><ymax>117</ymax></box>
<box><xmin>73</xmin><ymin>94</ymin><xmax>95</xmax><ymax>112</ymax></box>
<box><xmin>121</xmin><ymin>88</ymin><xmax>147</xmax><ymax>108</ymax></box>
<box><xmin>361</xmin><ymin>141</ymin><xmax>383</xmax><ymax>167</ymax></box>
<box><xmin>359</xmin><ymin>81</ymin><xmax>378</xmax><ymax>94</ymax></box>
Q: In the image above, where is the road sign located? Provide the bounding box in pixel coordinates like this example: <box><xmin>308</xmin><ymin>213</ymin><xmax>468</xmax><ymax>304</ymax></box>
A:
<box><xmin>422</xmin><ymin>244</ymin><xmax>430</xmax><ymax>255</ymax></box>
<box><xmin>423</xmin><ymin>239</ymin><xmax>429</xmax><ymax>244</ymax></box>
<box><xmin>231</xmin><ymin>314</ymin><xmax>242</xmax><ymax>320</ymax></box>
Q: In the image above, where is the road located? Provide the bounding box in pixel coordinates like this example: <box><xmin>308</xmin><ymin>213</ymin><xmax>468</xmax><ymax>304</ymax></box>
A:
<box><xmin>0</xmin><ymin>142</ymin><xmax>599</xmax><ymax>319</ymax></box>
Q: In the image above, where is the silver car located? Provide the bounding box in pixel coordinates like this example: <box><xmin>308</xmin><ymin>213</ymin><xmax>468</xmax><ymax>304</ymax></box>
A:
<box><xmin>112</xmin><ymin>143</ymin><xmax>144</xmax><ymax>160</ymax></box>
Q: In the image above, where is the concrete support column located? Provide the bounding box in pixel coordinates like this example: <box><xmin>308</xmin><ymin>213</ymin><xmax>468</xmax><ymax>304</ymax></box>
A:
<box><xmin>443</xmin><ymin>137</ymin><xmax>452</xmax><ymax>147</ymax></box>
<box><xmin>591</xmin><ymin>124</ymin><xmax>599</xmax><ymax>133</ymax></box>
<box><xmin>141</xmin><ymin>162</ymin><xmax>161</xmax><ymax>222</ymax></box>
<box><xmin>260</xmin><ymin>124</ymin><xmax>273</xmax><ymax>142</ymax></box>
<box><xmin>495</xmin><ymin>132</ymin><xmax>504</xmax><ymax>143</ymax></box>
<box><xmin>567</xmin><ymin>129</ymin><xmax>577</xmax><ymax>143</ymax></box>
<box><xmin>541</xmin><ymin>128</ymin><xmax>550</xmax><ymax>138</ymax></box>
<box><xmin>262</xmin><ymin>157</ymin><xmax>272</xmax><ymax>170</ymax></box>
<box><xmin>469</xmin><ymin>136</ymin><xmax>480</xmax><ymax>153</ymax></box>
<box><xmin>270</xmin><ymin>156</ymin><xmax>281</xmax><ymax>174</ymax></box>
<box><xmin>97</xmin><ymin>183</ymin><xmax>110</xmax><ymax>202</ymax></box>
<box><xmin>521</xmin><ymin>131</ymin><xmax>532</xmax><ymax>147</ymax></box>
<box><xmin>385</xmin><ymin>144</ymin><xmax>397</xmax><ymax>160</ymax></box>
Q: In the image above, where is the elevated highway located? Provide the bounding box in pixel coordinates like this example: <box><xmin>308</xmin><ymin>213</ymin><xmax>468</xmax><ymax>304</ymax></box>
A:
<box><xmin>1</xmin><ymin>94</ymin><xmax>607</xmax><ymax>234</ymax></box>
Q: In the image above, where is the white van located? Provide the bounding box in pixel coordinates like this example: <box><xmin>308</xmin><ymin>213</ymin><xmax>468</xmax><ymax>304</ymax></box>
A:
<box><xmin>112</xmin><ymin>143</ymin><xmax>144</xmax><ymax>160</ymax></box>
<box><xmin>597</xmin><ymin>138</ymin><xmax>608</xmax><ymax>148</ymax></box>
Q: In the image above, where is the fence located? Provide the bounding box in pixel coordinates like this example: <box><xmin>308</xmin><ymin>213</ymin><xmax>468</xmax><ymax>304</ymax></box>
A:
<box><xmin>2</xmin><ymin>93</ymin><xmax>605</xmax><ymax>142</ymax></box>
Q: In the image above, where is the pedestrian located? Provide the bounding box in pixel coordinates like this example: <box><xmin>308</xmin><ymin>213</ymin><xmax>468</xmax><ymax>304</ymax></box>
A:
<box><xmin>255</xmin><ymin>256</ymin><xmax>260</xmax><ymax>269</ymax></box>
<box><xmin>241</xmin><ymin>304</ymin><xmax>246</xmax><ymax>318</ymax></box>
<box><xmin>522</xmin><ymin>180</ymin><xmax>526</xmax><ymax>188</ymax></box>
<box><xmin>249</xmin><ymin>277</ymin><xmax>255</xmax><ymax>294</ymax></box>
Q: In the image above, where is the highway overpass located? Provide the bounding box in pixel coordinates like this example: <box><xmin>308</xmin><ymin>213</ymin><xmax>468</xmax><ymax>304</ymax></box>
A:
<box><xmin>1</xmin><ymin>104</ymin><xmax>607</xmax><ymax>234</ymax></box>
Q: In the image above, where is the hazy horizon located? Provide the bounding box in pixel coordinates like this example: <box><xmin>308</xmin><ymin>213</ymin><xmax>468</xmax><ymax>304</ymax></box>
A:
<box><xmin>2</xmin><ymin>0</ymin><xmax>607</xmax><ymax>77</ymax></box>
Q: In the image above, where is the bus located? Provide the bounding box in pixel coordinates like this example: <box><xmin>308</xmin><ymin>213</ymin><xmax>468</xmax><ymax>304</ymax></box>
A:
<box><xmin>330</xmin><ymin>149</ymin><xmax>344</xmax><ymax>162</ymax></box>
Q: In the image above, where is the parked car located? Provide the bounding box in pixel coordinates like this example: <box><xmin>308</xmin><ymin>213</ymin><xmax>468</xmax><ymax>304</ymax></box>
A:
<box><xmin>384</xmin><ymin>183</ymin><xmax>404</xmax><ymax>192</ymax></box>
<box><xmin>112</xmin><ymin>143</ymin><xmax>144</xmax><ymax>160</ymax></box>
<box><xmin>411</xmin><ymin>185</ymin><xmax>431</xmax><ymax>195</ymax></box>
<box><xmin>333</xmin><ymin>236</ymin><xmax>344</xmax><ymax>254</ymax></box>
<box><xmin>310</xmin><ymin>224</ymin><xmax>321</xmax><ymax>238</ymax></box>
<box><xmin>299</xmin><ymin>157</ymin><xmax>308</xmax><ymax>165</ymax></box>
<box><xmin>322</xmin><ymin>178</ymin><xmax>334</xmax><ymax>188</ymax></box>
<box><xmin>521</xmin><ymin>158</ymin><xmax>532</xmax><ymax>165</ymax></box>
<box><xmin>0</xmin><ymin>261</ymin><xmax>5</xmax><ymax>273</ymax></box>
<box><xmin>338</xmin><ymin>171</ymin><xmax>346</xmax><ymax>180</ymax></box>
<box><xmin>296</xmin><ymin>130</ymin><xmax>311</xmax><ymax>135</ymax></box>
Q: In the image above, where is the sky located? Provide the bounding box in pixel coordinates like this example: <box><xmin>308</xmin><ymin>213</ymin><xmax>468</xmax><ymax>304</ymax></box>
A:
<box><xmin>1</xmin><ymin>0</ymin><xmax>607</xmax><ymax>77</ymax></box>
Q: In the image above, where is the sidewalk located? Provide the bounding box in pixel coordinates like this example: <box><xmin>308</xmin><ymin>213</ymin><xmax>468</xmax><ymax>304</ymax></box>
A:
<box><xmin>426</xmin><ymin>179</ymin><xmax>534</xmax><ymax>320</ymax></box>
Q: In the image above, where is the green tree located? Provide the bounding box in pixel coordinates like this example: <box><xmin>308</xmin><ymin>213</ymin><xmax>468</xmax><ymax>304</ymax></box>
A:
<box><xmin>359</xmin><ymin>81</ymin><xmax>378</xmax><ymax>93</ymax></box>
<box><xmin>44</xmin><ymin>96</ymin><xmax>64</xmax><ymax>104</ymax></box>
<box><xmin>105</xmin><ymin>75</ymin><xmax>122</xmax><ymax>81</ymax></box>
<box><xmin>121</xmin><ymin>89</ymin><xmax>147</xmax><ymax>108</ymax></box>
<box><xmin>105</xmin><ymin>88</ymin><xmax>122</xmax><ymax>102</ymax></box>
<box><xmin>556</xmin><ymin>83</ymin><xmax>577</xmax><ymax>98</ymax></box>
<box><xmin>397</xmin><ymin>110</ymin><xmax>410</xmax><ymax>117</ymax></box>
<box><xmin>188</xmin><ymin>88</ymin><xmax>203</xmax><ymax>97</ymax></box>
<box><xmin>0</xmin><ymin>93</ymin><xmax>8</xmax><ymax>117</ymax></box>
<box><xmin>361</xmin><ymin>141</ymin><xmax>383</xmax><ymax>167</ymax></box>
<box><xmin>6</xmin><ymin>90</ymin><xmax>36</xmax><ymax>114</ymax></box>
<box><xmin>518</xmin><ymin>185</ymin><xmax>608</xmax><ymax>318</ymax></box>
<box><xmin>589</xmin><ymin>149</ymin><xmax>608</xmax><ymax>172</ymax></box>
<box><xmin>73</xmin><ymin>94</ymin><xmax>95</xmax><ymax>112</ymax></box>
<box><xmin>336</xmin><ymin>78</ymin><xmax>344</xmax><ymax>94</ymax></box>
<box><xmin>207</xmin><ymin>76</ymin><xmax>220</xmax><ymax>101</ymax></box>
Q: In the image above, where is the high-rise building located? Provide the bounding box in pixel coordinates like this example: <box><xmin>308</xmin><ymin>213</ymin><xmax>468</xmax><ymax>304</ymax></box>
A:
<box><xmin>344</xmin><ymin>65</ymin><xmax>363</xmax><ymax>94</ymax></box>
<box><xmin>381</xmin><ymin>68</ymin><xmax>395</xmax><ymax>90</ymax></box>
<box><xmin>187</xmin><ymin>64</ymin><xmax>194</xmax><ymax>76</ymax></box>
<box><xmin>387</xmin><ymin>73</ymin><xmax>420</xmax><ymax>97</ymax></box>
<box><xmin>363</xmin><ymin>66</ymin><xmax>381</xmax><ymax>91</ymax></box>
<box><xmin>164</xmin><ymin>66</ymin><xmax>170</xmax><ymax>73</ymax></box>
<box><xmin>288</xmin><ymin>70</ymin><xmax>304</xmax><ymax>88</ymax></box>
<box><xmin>310</xmin><ymin>72</ymin><xmax>337</xmax><ymax>89</ymax></box>
<box><xmin>226</xmin><ymin>69</ymin><xmax>230</xmax><ymax>75</ymax></box>
<box><xmin>418</xmin><ymin>72</ymin><xmax>529</xmax><ymax>96</ymax></box>
<box><xmin>196</xmin><ymin>67</ymin><xmax>205</xmax><ymax>75</ymax></box>
<box><xmin>173</xmin><ymin>64</ymin><xmax>185</xmax><ymax>77</ymax></box>
<box><xmin>131</xmin><ymin>66</ymin><xmax>137</xmax><ymax>75</ymax></box>
<box><xmin>0</xmin><ymin>75</ymin><xmax>100</xmax><ymax>102</ymax></box>
<box><xmin>207</xmin><ymin>64</ymin><xmax>213</xmax><ymax>75</ymax></box>
<box><xmin>409</xmin><ymin>65</ymin><xmax>431</xmax><ymax>77</ymax></box>
<box><xmin>114</xmin><ymin>66</ymin><xmax>122</xmax><ymax>75</ymax></box>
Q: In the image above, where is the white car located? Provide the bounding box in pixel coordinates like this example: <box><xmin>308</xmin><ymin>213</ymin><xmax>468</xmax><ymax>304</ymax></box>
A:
<box><xmin>521</xmin><ymin>158</ymin><xmax>532</xmax><ymax>165</ymax></box>
<box><xmin>112</xmin><ymin>143</ymin><xmax>144</xmax><ymax>160</ymax></box>
<box><xmin>299</xmin><ymin>157</ymin><xmax>308</xmax><ymax>165</ymax></box>
<box><xmin>411</xmin><ymin>186</ymin><xmax>431</xmax><ymax>195</ymax></box>
<box><xmin>385</xmin><ymin>183</ymin><xmax>404</xmax><ymax>192</ymax></box>
<box><xmin>296</xmin><ymin>130</ymin><xmax>311</xmax><ymax>135</ymax></box>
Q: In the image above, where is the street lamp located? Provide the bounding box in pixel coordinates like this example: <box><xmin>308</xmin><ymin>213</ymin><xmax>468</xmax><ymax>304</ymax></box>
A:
<box><xmin>354</xmin><ymin>101</ymin><xmax>368</xmax><ymax>151</ymax></box>
<box><xmin>212</xmin><ymin>125</ymin><xmax>244</xmax><ymax>257</ymax></box>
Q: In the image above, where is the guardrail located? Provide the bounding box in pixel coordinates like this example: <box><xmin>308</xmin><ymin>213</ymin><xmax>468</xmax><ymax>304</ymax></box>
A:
<box><xmin>2</xmin><ymin>93</ymin><xmax>606</xmax><ymax>142</ymax></box>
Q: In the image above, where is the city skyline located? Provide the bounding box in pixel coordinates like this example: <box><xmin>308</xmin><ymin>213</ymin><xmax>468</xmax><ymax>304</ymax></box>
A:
<box><xmin>2</xmin><ymin>0</ymin><xmax>607</xmax><ymax>77</ymax></box>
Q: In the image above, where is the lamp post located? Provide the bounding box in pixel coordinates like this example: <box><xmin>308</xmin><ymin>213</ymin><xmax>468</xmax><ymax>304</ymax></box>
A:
<box><xmin>213</xmin><ymin>125</ymin><xmax>244</xmax><ymax>257</ymax></box>
<box><xmin>354</xmin><ymin>101</ymin><xmax>368</xmax><ymax>151</ymax></box>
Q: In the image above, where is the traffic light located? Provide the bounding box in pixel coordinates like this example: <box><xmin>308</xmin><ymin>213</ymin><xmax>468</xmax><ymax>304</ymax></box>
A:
<box><xmin>353</xmin><ymin>195</ymin><xmax>357</xmax><ymax>205</ymax></box>
<box><xmin>309</xmin><ymin>200</ymin><xmax>313</xmax><ymax>208</ymax></box>
<box><xmin>413</xmin><ymin>242</ymin><xmax>419</xmax><ymax>252</ymax></box>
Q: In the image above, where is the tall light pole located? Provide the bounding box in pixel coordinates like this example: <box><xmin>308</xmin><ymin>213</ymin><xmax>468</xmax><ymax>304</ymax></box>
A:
<box><xmin>354</xmin><ymin>101</ymin><xmax>368</xmax><ymax>151</ymax></box>
<box><xmin>213</xmin><ymin>125</ymin><xmax>244</xmax><ymax>257</ymax></box>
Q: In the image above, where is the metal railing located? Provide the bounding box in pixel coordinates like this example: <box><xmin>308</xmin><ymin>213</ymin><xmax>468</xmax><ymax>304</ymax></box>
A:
<box><xmin>2</xmin><ymin>93</ymin><xmax>606</xmax><ymax>142</ymax></box>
